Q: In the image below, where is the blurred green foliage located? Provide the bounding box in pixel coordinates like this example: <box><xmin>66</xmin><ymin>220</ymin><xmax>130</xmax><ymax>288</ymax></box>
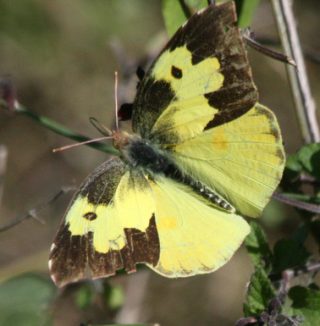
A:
<box><xmin>235</xmin><ymin>0</ymin><xmax>260</xmax><ymax>27</ymax></box>
<box><xmin>243</xmin><ymin>267</ymin><xmax>276</xmax><ymax>317</ymax></box>
<box><xmin>0</xmin><ymin>274</ymin><xmax>56</xmax><ymax>326</ymax></box>
<box><xmin>284</xmin><ymin>286</ymin><xmax>320</xmax><ymax>326</ymax></box>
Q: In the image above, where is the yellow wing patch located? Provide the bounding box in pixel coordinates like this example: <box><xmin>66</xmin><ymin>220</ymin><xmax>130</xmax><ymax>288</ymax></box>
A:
<box><xmin>66</xmin><ymin>170</ymin><xmax>155</xmax><ymax>253</ymax></box>
<box><xmin>151</xmin><ymin>95</ymin><xmax>217</xmax><ymax>143</ymax></box>
<box><xmin>153</xmin><ymin>45</ymin><xmax>223</xmax><ymax>100</ymax></box>
<box><xmin>149</xmin><ymin>176</ymin><xmax>250</xmax><ymax>276</ymax></box>
<box><xmin>148</xmin><ymin>46</ymin><xmax>224</xmax><ymax>142</ymax></box>
<box><xmin>171</xmin><ymin>104</ymin><xmax>285</xmax><ymax>217</ymax></box>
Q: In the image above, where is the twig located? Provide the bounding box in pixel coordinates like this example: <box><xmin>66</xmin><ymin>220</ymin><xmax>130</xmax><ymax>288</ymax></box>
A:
<box><xmin>244</xmin><ymin>31</ymin><xmax>296</xmax><ymax>66</ymax></box>
<box><xmin>269</xmin><ymin>261</ymin><xmax>320</xmax><ymax>284</ymax></box>
<box><xmin>235</xmin><ymin>316</ymin><xmax>258</xmax><ymax>326</ymax></box>
<box><xmin>0</xmin><ymin>145</ymin><xmax>8</xmax><ymax>208</ymax></box>
<box><xmin>253</xmin><ymin>36</ymin><xmax>320</xmax><ymax>65</ymax></box>
<box><xmin>271</xmin><ymin>0</ymin><xmax>319</xmax><ymax>143</ymax></box>
<box><xmin>0</xmin><ymin>187</ymin><xmax>73</xmax><ymax>233</ymax></box>
<box><xmin>0</xmin><ymin>77</ymin><xmax>119</xmax><ymax>156</ymax></box>
<box><xmin>15</xmin><ymin>103</ymin><xmax>119</xmax><ymax>156</ymax></box>
<box><xmin>273</xmin><ymin>192</ymin><xmax>320</xmax><ymax>214</ymax></box>
<box><xmin>237</xmin><ymin>262</ymin><xmax>320</xmax><ymax>326</ymax></box>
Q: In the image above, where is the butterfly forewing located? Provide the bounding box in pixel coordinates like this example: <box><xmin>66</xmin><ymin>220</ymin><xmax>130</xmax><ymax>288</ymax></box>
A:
<box><xmin>130</xmin><ymin>1</ymin><xmax>285</xmax><ymax>217</ymax></box>
<box><xmin>132</xmin><ymin>1</ymin><xmax>258</xmax><ymax>138</ymax></box>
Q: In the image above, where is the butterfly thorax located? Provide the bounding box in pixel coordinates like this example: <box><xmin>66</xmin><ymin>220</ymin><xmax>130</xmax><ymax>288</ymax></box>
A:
<box><xmin>114</xmin><ymin>131</ymin><xmax>171</xmax><ymax>173</ymax></box>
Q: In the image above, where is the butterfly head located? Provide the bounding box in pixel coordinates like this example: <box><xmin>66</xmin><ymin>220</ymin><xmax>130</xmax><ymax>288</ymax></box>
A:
<box><xmin>112</xmin><ymin>129</ymin><xmax>133</xmax><ymax>150</ymax></box>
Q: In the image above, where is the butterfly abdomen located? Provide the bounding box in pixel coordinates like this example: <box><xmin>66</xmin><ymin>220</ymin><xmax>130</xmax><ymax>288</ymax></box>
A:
<box><xmin>164</xmin><ymin>166</ymin><xmax>234</xmax><ymax>212</ymax></box>
<box><xmin>187</xmin><ymin>178</ymin><xmax>234</xmax><ymax>212</ymax></box>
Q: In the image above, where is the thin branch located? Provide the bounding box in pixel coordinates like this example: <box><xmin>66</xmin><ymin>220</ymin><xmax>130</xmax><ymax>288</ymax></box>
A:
<box><xmin>0</xmin><ymin>145</ymin><xmax>8</xmax><ymax>208</ymax></box>
<box><xmin>271</xmin><ymin>0</ymin><xmax>319</xmax><ymax>143</ymax></box>
<box><xmin>273</xmin><ymin>192</ymin><xmax>320</xmax><ymax>214</ymax></box>
<box><xmin>237</xmin><ymin>262</ymin><xmax>320</xmax><ymax>326</ymax></box>
<box><xmin>269</xmin><ymin>261</ymin><xmax>320</xmax><ymax>284</ymax></box>
<box><xmin>178</xmin><ymin>0</ymin><xmax>193</xmax><ymax>18</ymax></box>
<box><xmin>0</xmin><ymin>77</ymin><xmax>119</xmax><ymax>156</ymax></box>
<box><xmin>253</xmin><ymin>36</ymin><xmax>320</xmax><ymax>65</ymax></box>
<box><xmin>15</xmin><ymin>103</ymin><xmax>119</xmax><ymax>156</ymax></box>
<box><xmin>243</xmin><ymin>30</ymin><xmax>296</xmax><ymax>66</ymax></box>
<box><xmin>0</xmin><ymin>188</ymin><xmax>74</xmax><ymax>233</ymax></box>
<box><xmin>235</xmin><ymin>317</ymin><xmax>258</xmax><ymax>326</ymax></box>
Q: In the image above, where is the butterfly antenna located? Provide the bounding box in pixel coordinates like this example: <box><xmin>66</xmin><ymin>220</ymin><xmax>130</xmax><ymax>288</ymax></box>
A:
<box><xmin>114</xmin><ymin>71</ymin><xmax>119</xmax><ymax>131</ymax></box>
<box><xmin>52</xmin><ymin>136</ymin><xmax>113</xmax><ymax>153</ymax></box>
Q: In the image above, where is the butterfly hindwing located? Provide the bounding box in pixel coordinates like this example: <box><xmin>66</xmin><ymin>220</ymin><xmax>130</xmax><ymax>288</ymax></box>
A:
<box><xmin>50</xmin><ymin>157</ymin><xmax>250</xmax><ymax>287</ymax></box>
<box><xmin>49</xmin><ymin>158</ymin><xmax>160</xmax><ymax>287</ymax></box>
<box><xmin>148</xmin><ymin>176</ymin><xmax>250</xmax><ymax>277</ymax></box>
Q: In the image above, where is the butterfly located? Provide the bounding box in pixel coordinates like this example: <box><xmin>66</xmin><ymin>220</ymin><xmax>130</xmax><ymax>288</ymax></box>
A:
<box><xmin>49</xmin><ymin>1</ymin><xmax>285</xmax><ymax>287</ymax></box>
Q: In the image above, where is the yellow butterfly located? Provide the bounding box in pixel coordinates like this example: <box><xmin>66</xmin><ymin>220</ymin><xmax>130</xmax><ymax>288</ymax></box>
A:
<box><xmin>49</xmin><ymin>1</ymin><xmax>285</xmax><ymax>287</ymax></box>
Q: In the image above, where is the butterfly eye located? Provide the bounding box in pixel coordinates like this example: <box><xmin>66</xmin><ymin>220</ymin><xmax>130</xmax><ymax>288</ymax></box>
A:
<box><xmin>171</xmin><ymin>65</ymin><xmax>183</xmax><ymax>79</ymax></box>
<box><xmin>118</xmin><ymin>103</ymin><xmax>133</xmax><ymax>121</ymax></box>
<box><xmin>136</xmin><ymin>66</ymin><xmax>145</xmax><ymax>80</ymax></box>
<box><xmin>83</xmin><ymin>212</ymin><xmax>97</xmax><ymax>221</ymax></box>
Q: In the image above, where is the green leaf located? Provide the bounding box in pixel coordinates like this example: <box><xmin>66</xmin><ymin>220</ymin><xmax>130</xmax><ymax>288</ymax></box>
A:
<box><xmin>84</xmin><ymin>324</ymin><xmax>157</xmax><ymax>326</ymax></box>
<box><xmin>284</xmin><ymin>286</ymin><xmax>320</xmax><ymax>326</ymax></box>
<box><xmin>272</xmin><ymin>238</ymin><xmax>310</xmax><ymax>274</ymax></box>
<box><xmin>75</xmin><ymin>284</ymin><xmax>94</xmax><ymax>309</ymax></box>
<box><xmin>161</xmin><ymin>0</ymin><xmax>260</xmax><ymax>35</ymax></box>
<box><xmin>161</xmin><ymin>0</ymin><xmax>207</xmax><ymax>36</ymax></box>
<box><xmin>243</xmin><ymin>267</ymin><xmax>276</xmax><ymax>316</ymax></box>
<box><xmin>293</xmin><ymin>224</ymin><xmax>309</xmax><ymax>244</ymax></box>
<box><xmin>235</xmin><ymin>0</ymin><xmax>260</xmax><ymax>28</ymax></box>
<box><xmin>162</xmin><ymin>0</ymin><xmax>189</xmax><ymax>36</ymax></box>
<box><xmin>310</xmin><ymin>220</ymin><xmax>320</xmax><ymax>246</ymax></box>
<box><xmin>104</xmin><ymin>284</ymin><xmax>124</xmax><ymax>310</ymax></box>
<box><xmin>0</xmin><ymin>274</ymin><xmax>56</xmax><ymax>326</ymax></box>
<box><xmin>261</xmin><ymin>199</ymin><xmax>286</xmax><ymax>228</ymax></box>
<box><xmin>286</xmin><ymin>153</ymin><xmax>303</xmax><ymax>173</ymax></box>
<box><xmin>244</xmin><ymin>221</ymin><xmax>272</xmax><ymax>270</ymax></box>
<box><xmin>297</xmin><ymin>143</ymin><xmax>320</xmax><ymax>180</ymax></box>
<box><xmin>281</xmin><ymin>150</ymin><xmax>305</xmax><ymax>191</ymax></box>
<box><xmin>185</xmin><ymin>0</ymin><xmax>208</xmax><ymax>10</ymax></box>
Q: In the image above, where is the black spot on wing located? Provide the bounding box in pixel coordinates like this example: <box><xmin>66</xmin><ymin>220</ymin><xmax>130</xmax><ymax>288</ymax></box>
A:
<box><xmin>171</xmin><ymin>65</ymin><xmax>183</xmax><ymax>79</ymax></box>
<box><xmin>83</xmin><ymin>212</ymin><xmax>97</xmax><ymax>221</ymax></box>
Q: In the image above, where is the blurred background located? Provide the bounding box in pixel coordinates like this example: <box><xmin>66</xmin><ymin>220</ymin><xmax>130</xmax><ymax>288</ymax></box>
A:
<box><xmin>0</xmin><ymin>0</ymin><xmax>319</xmax><ymax>325</ymax></box>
